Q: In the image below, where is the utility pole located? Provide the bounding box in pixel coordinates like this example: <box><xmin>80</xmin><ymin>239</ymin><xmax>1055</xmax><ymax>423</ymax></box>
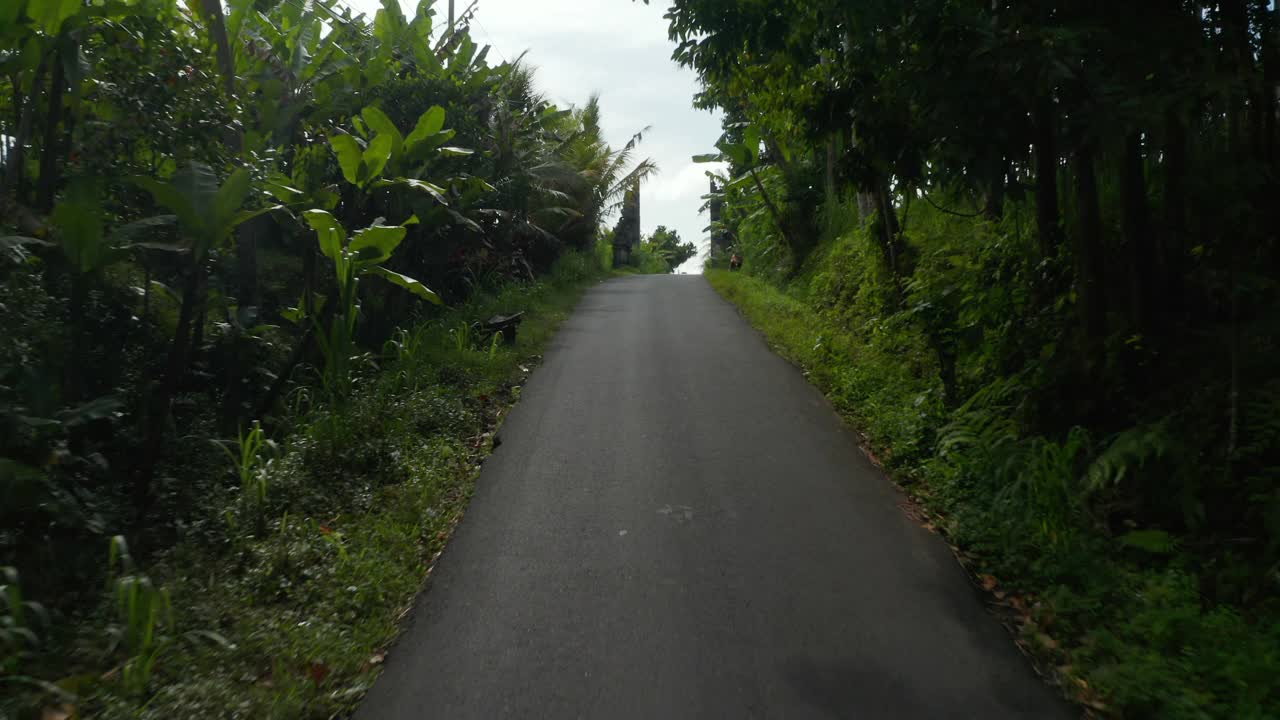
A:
<box><xmin>449</xmin><ymin>0</ymin><xmax>455</xmax><ymax>30</ymax></box>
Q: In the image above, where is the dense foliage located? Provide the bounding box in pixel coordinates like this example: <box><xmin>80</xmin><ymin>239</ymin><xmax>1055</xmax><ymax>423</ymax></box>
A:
<box><xmin>0</xmin><ymin>0</ymin><xmax>648</xmax><ymax>714</ymax></box>
<box><xmin>644</xmin><ymin>225</ymin><xmax>697</xmax><ymax>272</ymax></box>
<box><xmin>661</xmin><ymin>0</ymin><xmax>1280</xmax><ymax>716</ymax></box>
<box><xmin>608</xmin><ymin>223</ymin><xmax>698</xmax><ymax>274</ymax></box>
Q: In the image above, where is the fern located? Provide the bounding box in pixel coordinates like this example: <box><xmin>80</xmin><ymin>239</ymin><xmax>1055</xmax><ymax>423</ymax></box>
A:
<box><xmin>993</xmin><ymin>428</ymin><xmax>1093</xmax><ymax>548</ymax></box>
<box><xmin>1118</xmin><ymin>529</ymin><xmax>1178</xmax><ymax>554</ymax></box>
<box><xmin>1084</xmin><ymin>422</ymin><xmax>1173</xmax><ymax>493</ymax></box>
<box><xmin>937</xmin><ymin>376</ymin><xmax>1025</xmax><ymax>459</ymax></box>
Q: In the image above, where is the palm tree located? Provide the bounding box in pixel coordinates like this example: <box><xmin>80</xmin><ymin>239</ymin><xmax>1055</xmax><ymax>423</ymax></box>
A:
<box><xmin>556</xmin><ymin>94</ymin><xmax>658</xmax><ymax>249</ymax></box>
<box><xmin>483</xmin><ymin>65</ymin><xmax>658</xmax><ymax>271</ymax></box>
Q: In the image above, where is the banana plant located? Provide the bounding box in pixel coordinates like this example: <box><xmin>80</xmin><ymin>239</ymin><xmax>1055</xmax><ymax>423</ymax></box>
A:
<box><xmin>62</xmin><ymin>182</ymin><xmax>194</xmax><ymax>270</ymax></box>
<box><xmin>131</xmin><ymin>163</ymin><xmax>280</xmax><ymax>513</ymax></box>
<box><xmin>3</xmin><ymin>180</ymin><xmax>185</xmax><ymax>401</ymax></box>
<box><xmin>133</xmin><ymin>163</ymin><xmax>277</xmax><ymax>265</ymax></box>
<box><xmin>302</xmin><ymin>209</ymin><xmax>441</xmax><ymax>399</ymax></box>
<box><xmin>0</xmin><ymin>0</ymin><xmax>81</xmax><ymax>199</ymax></box>
<box><xmin>131</xmin><ymin>163</ymin><xmax>281</xmax><ymax>398</ymax></box>
<box><xmin>366</xmin><ymin>0</ymin><xmax>444</xmax><ymax>82</ymax></box>
<box><xmin>693</xmin><ymin>131</ymin><xmax>796</xmax><ymax>252</ymax></box>
<box><xmin>229</xmin><ymin>0</ymin><xmax>359</xmax><ymax>150</ymax></box>
<box><xmin>328</xmin><ymin>104</ymin><xmax>470</xmax><ymax>198</ymax></box>
<box><xmin>253</xmin><ymin>114</ymin><xmax>457</xmax><ymax>414</ymax></box>
<box><xmin>46</xmin><ymin>181</ymin><xmax>181</xmax><ymax>399</ymax></box>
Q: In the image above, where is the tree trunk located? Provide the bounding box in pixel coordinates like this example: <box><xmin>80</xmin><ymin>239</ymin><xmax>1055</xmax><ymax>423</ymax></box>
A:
<box><xmin>197</xmin><ymin>0</ymin><xmax>265</xmax><ymax>369</ymax></box>
<box><xmin>65</xmin><ymin>273</ymin><xmax>89</xmax><ymax>403</ymax></box>
<box><xmin>1256</xmin><ymin>0</ymin><xmax>1276</xmax><ymax>163</ymax></box>
<box><xmin>2</xmin><ymin>57</ymin><xmax>47</xmax><ymax>201</ymax></box>
<box><xmin>238</xmin><ymin>229</ymin><xmax>259</xmax><ymax>310</ymax></box>
<box><xmin>1033</xmin><ymin>96</ymin><xmax>1062</xmax><ymax>258</ymax></box>
<box><xmin>1164</xmin><ymin>111</ymin><xmax>1188</xmax><ymax>315</ymax></box>
<box><xmin>856</xmin><ymin>191</ymin><xmax>877</xmax><ymax>222</ymax></box>
<box><xmin>238</xmin><ymin>215</ymin><xmax>269</xmax><ymax>310</ymax></box>
<box><xmin>748</xmin><ymin>168</ymin><xmax>799</xmax><ymax>255</ymax></box>
<box><xmin>825</xmin><ymin>135</ymin><xmax>837</xmax><ymax>209</ymax></box>
<box><xmin>983</xmin><ymin>158</ymin><xmax>1007</xmax><ymax>220</ymax></box>
<box><xmin>1225</xmin><ymin>258</ymin><xmax>1241</xmax><ymax>483</ymax></box>
<box><xmin>135</xmin><ymin>262</ymin><xmax>153</xmax><ymax>425</ymax></box>
<box><xmin>199</xmin><ymin>0</ymin><xmax>236</xmax><ymax>100</ymax></box>
<box><xmin>135</xmin><ymin>269</ymin><xmax>205</xmax><ymax>520</ymax></box>
<box><xmin>764</xmin><ymin>136</ymin><xmax>795</xmax><ymax>179</ymax></box>
<box><xmin>877</xmin><ymin>180</ymin><xmax>901</xmax><ymax>241</ymax></box>
<box><xmin>874</xmin><ymin>181</ymin><xmax>906</xmax><ymax>305</ymax></box>
<box><xmin>1074</xmin><ymin>144</ymin><xmax>1106</xmax><ymax>344</ymax></box>
<box><xmin>303</xmin><ymin>239</ymin><xmax>317</xmax><ymax>316</ymax></box>
<box><xmin>7</xmin><ymin>74</ymin><xmax>19</xmax><ymax>139</ymax></box>
<box><xmin>929</xmin><ymin>327</ymin><xmax>959</xmax><ymax>408</ymax></box>
<box><xmin>1221</xmin><ymin>0</ymin><xmax>1250</xmax><ymax>155</ymax></box>
<box><xmin>190</xmin><ymin>304</ymin><xmax>207</xmax><ymax>367</ymax></box>
<box><xmin>848</xmin><ymin>122</ymin><xmax>879</xmax><ymax>224</ymax></box>
<box><xmin>36</xmin><ymin>37</ymin><xmax>71</xmax><ymax>212</ymax></box>
<box><xmin>1120</xmin><ymin>133</ymin><xmax>1155</xmax><ymax>332</ymax></box>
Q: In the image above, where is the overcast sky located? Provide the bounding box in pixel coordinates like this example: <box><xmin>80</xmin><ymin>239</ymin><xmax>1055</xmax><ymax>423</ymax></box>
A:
<box><xmin>347</xmin><ymin>0</ymin><xmax>722</xmax><ymax>272</ymax></box>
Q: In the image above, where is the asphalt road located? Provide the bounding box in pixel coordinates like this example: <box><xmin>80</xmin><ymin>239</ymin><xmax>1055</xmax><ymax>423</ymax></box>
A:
<box><xmin>357</xmin><ymin>275</ymin><xmax>1073</xmax><ymax>719</ymax></box>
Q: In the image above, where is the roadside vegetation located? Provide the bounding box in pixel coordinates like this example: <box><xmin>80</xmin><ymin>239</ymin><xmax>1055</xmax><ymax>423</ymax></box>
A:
<box><xmin>641</xmin><ymin>226</ymin><xmax>697</xmax><ymax>273</ymax></box>
<box><xmin>0</xmin><ymin>0</ymin><xmax>641</xmax><ymax>716</ymax></box>
<box><xmin>607</xmin><ymin>224</ymin><xmax>698</xmax><ymax>275</ymax></box>
<box><xmin>673</xmin><ymin>0</ymin><xmax>1280</xmax><ymax>717</ymax></box>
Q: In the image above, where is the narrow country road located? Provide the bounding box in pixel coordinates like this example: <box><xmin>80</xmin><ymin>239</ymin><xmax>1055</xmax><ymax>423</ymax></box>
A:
<box><xmin>357</xmin><ymin>275</ymin><xmax>1073</xmax><ymax>719</ymax></box>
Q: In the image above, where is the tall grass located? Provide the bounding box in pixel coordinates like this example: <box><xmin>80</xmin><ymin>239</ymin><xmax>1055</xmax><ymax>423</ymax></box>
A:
<box><xmin>107</xmin><ymin>537</ymin><xmax>231</xmax><ymax>698</ymax></box>
<box><xmin>217</xmin><ymin>421</ymin><xmax>275</xmax><ymax>537</ymax></box>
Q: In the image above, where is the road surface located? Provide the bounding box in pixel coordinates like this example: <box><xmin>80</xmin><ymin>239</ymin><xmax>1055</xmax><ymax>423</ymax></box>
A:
<box><xmin>357</xmin><ymin>275</ymin><xmax>1073</xmax><ymax>719</ymax></box>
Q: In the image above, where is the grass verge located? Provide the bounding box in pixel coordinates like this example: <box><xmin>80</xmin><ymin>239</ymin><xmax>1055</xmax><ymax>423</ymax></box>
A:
<box><xmin>706</xmin><ymin>268</ymin><xmax>1280</xmax><ymax>720</ymax></box>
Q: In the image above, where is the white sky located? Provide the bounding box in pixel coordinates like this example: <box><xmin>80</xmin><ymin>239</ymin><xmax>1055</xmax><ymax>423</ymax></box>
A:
<box><xmin>348</xmin><ymin>0</ymin><xmax>724</xmax><ymax>272</ymax></box>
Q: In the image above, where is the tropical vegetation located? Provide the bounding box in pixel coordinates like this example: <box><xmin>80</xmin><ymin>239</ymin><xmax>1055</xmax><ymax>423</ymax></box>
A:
<box><xmin>643</xmin><ymin>225</ymin><xmax>697</xmax><ymax>273</ymax></box>
<box><xmin>663</xmin><ymin>0</ymin><xmax>1280</xmax><ymax>716</ymax></box>
<box><xmin>0</xmin><ymin>0</ymin><xmax>652</xmax><ymax>715</ymax></box>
